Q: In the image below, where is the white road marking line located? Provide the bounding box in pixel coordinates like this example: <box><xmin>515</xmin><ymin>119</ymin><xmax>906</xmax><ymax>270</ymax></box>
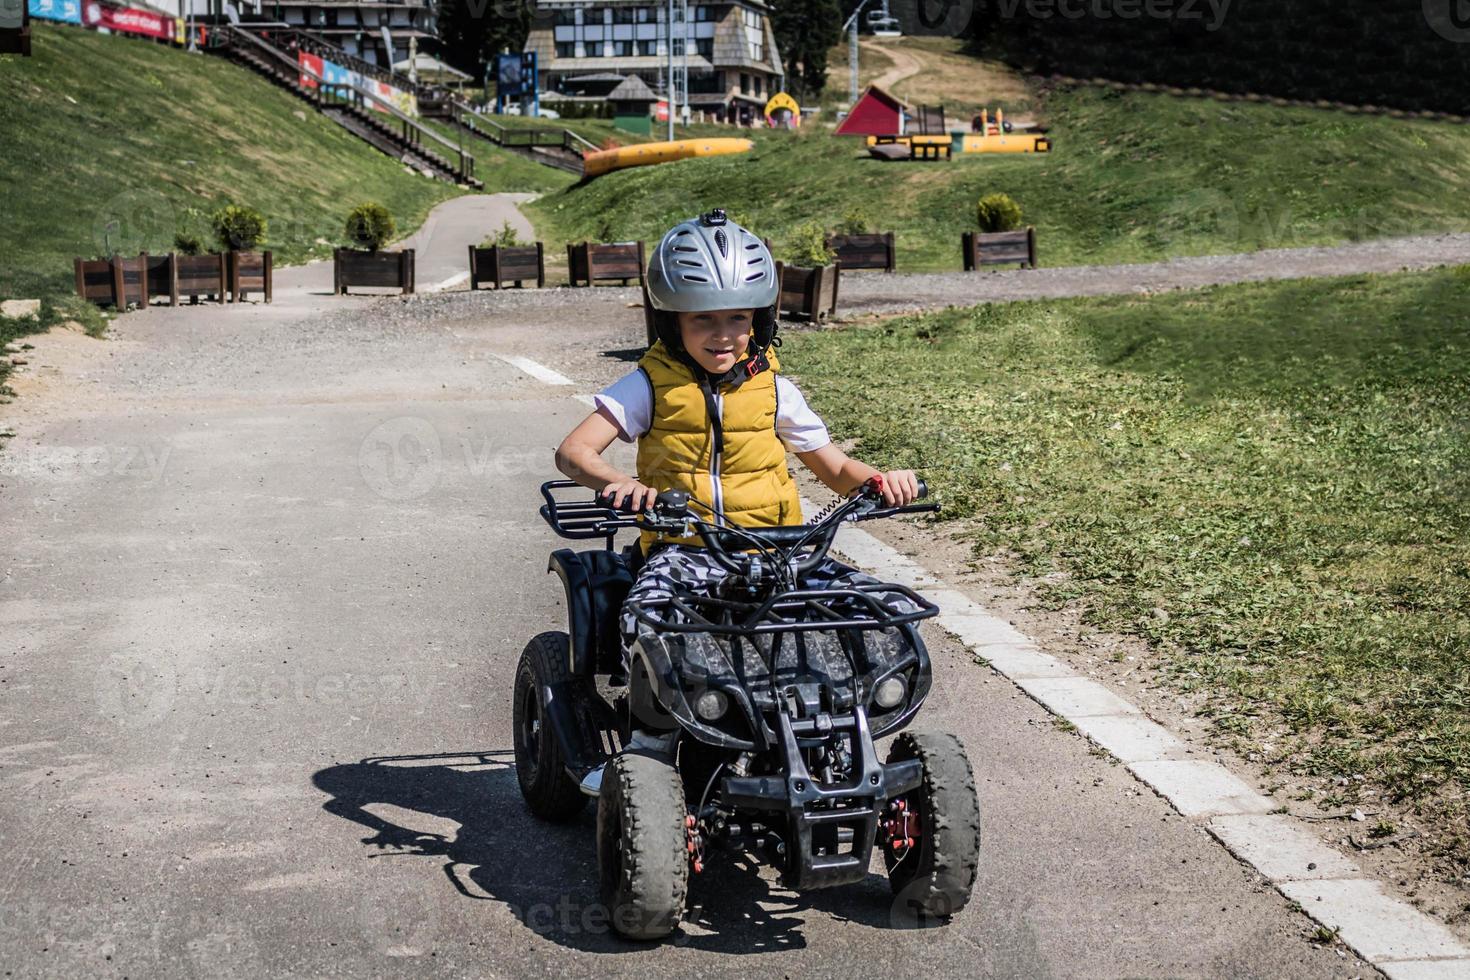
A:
<box><xmin>800</xmin><ymin>498</ymin><xmax>1470</xmax><ymax>974</ymax></box>
<box><xmin>424</xmin><ymin>271</ymin><xmax>470</xmax><ymax>293</ymax></box>
<box><xmin>492</xmin><ymin>353</ymin><xmax>575</xmax><ymax>386</ymax></box>
<box><xmin>573</xmin><ymin>394</ymin><xmax>596</xmax><ymax>407</ymax></box>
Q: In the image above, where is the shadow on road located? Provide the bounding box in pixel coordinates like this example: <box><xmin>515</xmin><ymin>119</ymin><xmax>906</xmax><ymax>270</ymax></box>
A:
<box><xmin>600</xmin><ymin>347</ymin><xmax>646</xmax><ymax>363</ymax></box>
<box><xmin>313</xmin><ymin>750</ymin><xmax>926</xmax><ymax>953</ymax></box>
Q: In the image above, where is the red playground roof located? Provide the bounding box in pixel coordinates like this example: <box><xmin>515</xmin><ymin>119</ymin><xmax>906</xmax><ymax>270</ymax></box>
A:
<box><xmin>834</xmin><ymin>84</ymin><xmax>911</xmax><ymax>136</ymax></box>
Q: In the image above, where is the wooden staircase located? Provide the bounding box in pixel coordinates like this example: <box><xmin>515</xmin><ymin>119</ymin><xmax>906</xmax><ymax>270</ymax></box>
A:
<box><xmin>213</xmin><ymin>26</ymin><xmax>481</xmax><ymax>189</ymax></box>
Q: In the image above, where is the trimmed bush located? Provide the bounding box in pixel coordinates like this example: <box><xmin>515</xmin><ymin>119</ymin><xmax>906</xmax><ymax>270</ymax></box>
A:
<box><xmin>479</xmin><ymin>219</ymin><xmax>525</xmax><ymax>249</ymax></box>
<box><xmin>211</xmin><ymin>205</ymin><xmax>268</xmax><ymax>251</ymax></box>
<box><xmin>344</xmin><ymin>202</ymin><xmax>396</xmax><ymax>252</ymax></box>
<box><xmin>173</xmin><ymin>232</ymin><xmax>204</xmax><ymax>256</ymax></box>
<box><xmin>782</xmin><ymin>220</ymin><xmax>836</xmax><ymax>267</ymax></box>
<box><xmin>976</xmin><ymin>193</ymin><xmax>1023</xmax><ymax>234</ymax></box>
<box><xmin>836</xmin><ymin>207</ymin><xmax>871</xmax><ymax>235</ymax></box>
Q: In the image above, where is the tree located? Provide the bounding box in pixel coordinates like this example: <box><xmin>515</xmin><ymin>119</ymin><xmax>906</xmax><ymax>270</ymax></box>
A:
<box><xmin>771</xmin><ymin>0</ymin><xmax>842</xmax><ymax>101</ymax></box>
<box><xmin>433</xmin><ymin>0</ymin><xmax>531</xmax><ymax>84</ymax></box>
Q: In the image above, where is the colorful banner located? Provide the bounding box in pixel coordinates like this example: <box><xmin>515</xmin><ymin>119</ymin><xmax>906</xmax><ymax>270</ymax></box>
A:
<box><xmin>297</xmin><ymin>49</ymin><xmax>323</xmax><ymax>89</ymax></box>
<box><xmin>83</xmin><ymin>1</ymin><xmax>173</xmax><ymax>39</ymax></box>
<box><xmin>296</xmin><ymin>49</ymin><xmax>416</xmax><ymax>117</ymax></box>
<box><xmin>28</xmin><ymin>0</ymin><xmax>81</xmax><ymax>25</ymax></box>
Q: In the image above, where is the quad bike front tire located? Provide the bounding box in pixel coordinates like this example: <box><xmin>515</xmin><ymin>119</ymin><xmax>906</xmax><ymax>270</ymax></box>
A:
<box><xmin>883</xmin><ymin>731</ymin><xmax>981</xmax><ymax>921</ymax></box>
<box><xmin>512</xmin><ymin>632</ymin><xmax>588</xmax><ymax>821</ymax></box>
<box><xmin>597</xmin><ymin>751</ymin><xmax>689</xmax><ymax>940</ymax></box>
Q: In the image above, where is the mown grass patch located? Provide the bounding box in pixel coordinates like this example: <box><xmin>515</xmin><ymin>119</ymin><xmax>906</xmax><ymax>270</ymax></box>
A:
<box><xmin>784</xmin><ymin>267</ymin><xmax>1470</xmax><ymax>865</ymax></box>
<box><xmin>528</xmin><ymin>84</ymin><xmax>1470</xmax><ymax>272</ymax></box>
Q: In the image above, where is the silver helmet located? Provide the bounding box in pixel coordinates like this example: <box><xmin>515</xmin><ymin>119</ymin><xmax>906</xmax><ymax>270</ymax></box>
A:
<box><xmin>645</xmin><ymin>210</ymin><xmax>778</xmax><ymax>313</ymax></box>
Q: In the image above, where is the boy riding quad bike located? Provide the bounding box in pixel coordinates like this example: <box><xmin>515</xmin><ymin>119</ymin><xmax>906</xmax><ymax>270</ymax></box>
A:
<box><xmin>514</xmin><ymin>211</ymin><xmax>980</xmax><ymax>940</ymax></box>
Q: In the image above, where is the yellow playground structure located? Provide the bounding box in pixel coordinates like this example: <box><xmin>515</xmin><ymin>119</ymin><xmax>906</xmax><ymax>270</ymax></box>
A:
<box><xmin>864</xmin><ymin>107</ymin><xmax>1051</xmax><ymax>160</ymax></box>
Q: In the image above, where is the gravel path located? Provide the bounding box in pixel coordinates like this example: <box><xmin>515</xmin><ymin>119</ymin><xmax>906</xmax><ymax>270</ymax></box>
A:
<box><xmin>837</xmin><ymin>232</ymin><xmax>1470</xmax><ymax>314</ymax></box>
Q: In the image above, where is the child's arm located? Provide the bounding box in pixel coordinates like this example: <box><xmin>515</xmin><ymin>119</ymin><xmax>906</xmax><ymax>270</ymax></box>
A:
<box><xmin>796</xmin><ymin>444</ymin><xmax>922</xmax><ymax>507</ymax></box>
<box><xmin>554</xmin><ymin>410</ymin><xmax>658</xmax><ymax>510</ymax></box>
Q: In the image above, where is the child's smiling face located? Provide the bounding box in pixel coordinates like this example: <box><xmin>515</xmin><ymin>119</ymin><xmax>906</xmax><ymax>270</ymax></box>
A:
<box><xmin>678</xmin><ymin>309</ymin><xmax>754</xmax><ymax>375</ymax></box>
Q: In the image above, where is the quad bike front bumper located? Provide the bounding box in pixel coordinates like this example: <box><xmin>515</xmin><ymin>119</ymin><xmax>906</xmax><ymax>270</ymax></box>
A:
<box><xmin>718</xmin><ymin>706</ymin><xmax>921</xmax><ymax>889</ymax></box>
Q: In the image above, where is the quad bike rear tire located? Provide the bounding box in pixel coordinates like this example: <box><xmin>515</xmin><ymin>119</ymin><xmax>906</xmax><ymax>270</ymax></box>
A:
<box><xmin>883</xmin><ymin>731</ymin><xmax>981</xmax><ymax>921</ymax></box>
<box><xmin>597</xmin><ymin>751</ymin><xmax>689</xmax><ymax>940</ymax></box>
<box><xmin>512</xmin><ymin>632</ymin><xmax>588</xmax><ymax>821</ymax></box>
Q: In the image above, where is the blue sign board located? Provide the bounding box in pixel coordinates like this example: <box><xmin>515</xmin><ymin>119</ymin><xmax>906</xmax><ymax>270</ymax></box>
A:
<box><xmin>28</xmin><ymin>0</ymin><xmax>80</xmax><ymax>23</ymax></box>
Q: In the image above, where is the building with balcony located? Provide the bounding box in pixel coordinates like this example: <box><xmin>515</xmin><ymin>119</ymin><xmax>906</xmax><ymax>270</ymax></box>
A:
<box><xmin>523</xmin><ymin>0</ymin><xmax>783</xmax><ymax>125</ymax></box>
<box><xmin>257</xmin><ymin>0</ymin><xmax>434</xmax><ymax>66</ymax></box>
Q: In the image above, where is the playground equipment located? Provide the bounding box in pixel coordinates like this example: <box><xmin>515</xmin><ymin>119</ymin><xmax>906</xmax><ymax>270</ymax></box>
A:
<box><xmin>581</xmin><ymin>137</ymin><xmax>753</xmax><ymax>179</ymax></box>
<box><xmin>862</xmin><ymin>106</ymin><xmax>1051</xmax><ymax>160</ymax></box>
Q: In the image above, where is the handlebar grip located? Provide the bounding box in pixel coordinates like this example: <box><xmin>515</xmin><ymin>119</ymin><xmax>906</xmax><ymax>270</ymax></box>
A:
<box><xmin>916</xmin><ymin>478</ymin><xmax>928</xmax><ymax>500</ymax></box>
<box><xmin>598</xmin><ymin>489</ymin><xmax>652</xmax><ymax>514</ymax></box>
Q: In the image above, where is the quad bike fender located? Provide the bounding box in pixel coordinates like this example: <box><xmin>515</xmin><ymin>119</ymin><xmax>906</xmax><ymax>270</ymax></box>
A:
<box><xmin>547</xmin><ymin>548</ymin><xmax>632</xmax><ymax>676</ymax></box>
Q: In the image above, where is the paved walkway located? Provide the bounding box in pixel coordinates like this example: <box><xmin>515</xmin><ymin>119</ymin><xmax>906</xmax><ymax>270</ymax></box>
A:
<box><xmin>838</xmin><ymin>232</ymin><xmax>1470</xmax><ymax>314</ymax></box>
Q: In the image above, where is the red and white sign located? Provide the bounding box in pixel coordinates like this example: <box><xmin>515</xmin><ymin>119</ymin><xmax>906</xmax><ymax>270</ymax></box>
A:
<box><xmin>297</xmin><ymin>50</ymin><xmax>323</xmax><ymax>89</ymax></box>
<box><xmin>83</xmin><ymin>0</ymin><xmax>172</xmax><ymax>39</ymax></box>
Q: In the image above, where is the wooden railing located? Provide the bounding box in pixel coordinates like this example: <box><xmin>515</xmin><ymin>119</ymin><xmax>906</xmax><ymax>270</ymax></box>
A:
<box><xmin>216</xmin><ymin>25</ymin><xmax>475</xmax><ymax>185</ymax></box>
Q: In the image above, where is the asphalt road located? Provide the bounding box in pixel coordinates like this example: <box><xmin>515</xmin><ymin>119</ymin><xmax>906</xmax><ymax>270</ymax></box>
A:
<box><xmin>0</xmin><ymin>197</ymin><xmax>1374</xmax><ymax>978</ymax></box>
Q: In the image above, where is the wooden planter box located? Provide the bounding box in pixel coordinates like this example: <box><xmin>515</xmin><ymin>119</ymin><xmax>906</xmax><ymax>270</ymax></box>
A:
<box><xmin>567</xmin><ymin>240</ymin><xmax>645</xmax><ymax>287</ymax></box>
<box><xmin>468</xmin><ymin>243</ymin><xmax>545</xmax><ymax>289</ymax></box>
<box><xmin>776</xmin><ymin>261</ymin><xmax>840</xmax><ymax>322</ymax></box>
<box><xmin>826</xmin><ymin>232</ymin><xmax>896</xmax><ymax>273</ymax></box>
<box><xmin>75</xmin><ymin>254</ymin><xmax>151</xmax><ymax>309</ymax></box>
<box><xmin>962</xmin><ymin>227</ymin><xmax>1037</xmax><ymax>270</ymax></box>
<box><xmin>74</xmin><ymin>257</ymin><xmax>120</xmax><ymax>308</ymax></box>
<box><xmin>228</xmin><ymin>250</ymin><xmax>273</xmax><ymax>303</ymax></box>
<box><xmin>175</xmin><ymin>253</ymin><xmax>229</xmax><ymax>303</ymax></box>
<box><xmin>334</xmin><ymin>249</ymin><xmax>415</xmax><ymax>295</ymax></box>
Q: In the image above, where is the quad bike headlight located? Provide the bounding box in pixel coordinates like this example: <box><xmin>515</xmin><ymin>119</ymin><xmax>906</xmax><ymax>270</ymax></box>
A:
<box><xmin>874</xmin><ymin>676</ymin><xmax>907</xmax><ymax>710</ymax></box>
<box><xmin>695</xmin><ymin>689</ymin><xmax>729</xmax><ymax>721</ymax></box>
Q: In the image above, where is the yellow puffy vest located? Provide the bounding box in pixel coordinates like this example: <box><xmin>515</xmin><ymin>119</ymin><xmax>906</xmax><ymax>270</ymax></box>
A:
<box><xmin>636</xmin><ymin>340</ymin><xmax>803</xmax><ymax>552</ymax></box>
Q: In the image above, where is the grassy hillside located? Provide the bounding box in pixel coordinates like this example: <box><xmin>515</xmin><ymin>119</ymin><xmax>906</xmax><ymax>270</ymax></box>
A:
<box><xmin>784</xmin><ymin>267</ymin><xmax>1470</xmax><ymax>869</ymax></box>
<box><xmin>0</xmin><ymin>24</ymin><xmax>463</xmax><ymax>328</ymax></box>
<box><xmin>527</xmin><ymin>83</ymin><xmax>1470</xmax><ymax>271</ymax></box>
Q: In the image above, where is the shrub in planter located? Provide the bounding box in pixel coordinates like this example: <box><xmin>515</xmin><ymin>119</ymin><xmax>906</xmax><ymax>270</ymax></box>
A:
<box><xmin>173</xmin><ymin>232</ymin><xmax>205</xmax><ymax>256</ymax></box>
<box><xmin>975</xmin><ymin>193</ymin><xmax>1023</xmax><ymax>233</ymax></box>
<box><xmin>211</xmin><ymin>205</ymin><xmax>268</xmax><ymax>252</ymax></box>
<box><xmin>781</xmin><ymin>220</ymin><xmax>837</xmax><ymax>269</ymax></box>
<box><xmin>835</xmin><ymin>207</ymin><xmax>872</xmax><ymax>236</ymax></box>
<box><xmin>336</xmin><ymin>203</ymin><xmax>413</xmax><ymax>295</ymax></box>
<box><xmin>344</xmin><ymin>202</ymin><xmax>396</xmax><ymax>252</ymax></box>
<box><xmin>469</xmin><ymin>220</ymin><xmax>543</xmax><ymax>290</ymax></box>
<box><xmin>963</xmin><ymin>193</ymin><xmax>1034</xmax><ymax>270</ymax></box>
<box><xmin>777</xmin><ymin>222</ymin><xmax>840</xmax><ymax>321</ymax></box>
<box><xmin>211</xmin><ymin>205</ymin><xmax>271</xmax><ymax>302</ymax></box>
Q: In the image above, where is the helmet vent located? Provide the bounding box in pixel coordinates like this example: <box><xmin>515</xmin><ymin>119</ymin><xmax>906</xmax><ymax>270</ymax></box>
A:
<box><xmin>681</xmin><ymin>274</ymin><xmax>709</xmax><ymax>282</ymax></box>
<box><xmin>714</xmin><ymin>228</ymin><xmax>728</xmax><ymax>257</ymax></box>
<box><xmin>674</xmin><ymin>258</ymin><xmax>703</xmax><ymax>268</ymax></box>
<box><xmin>672</xmin><ymin>245</ymin><xmax>699</xmax><ymax>253</ymax></box>
<box><xmin>744</xmin><ymin>271</ymin><xmax>765</xmax><ymax>282</ymax></box>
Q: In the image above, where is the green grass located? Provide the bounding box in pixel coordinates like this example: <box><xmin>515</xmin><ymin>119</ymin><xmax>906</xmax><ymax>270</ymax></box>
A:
<box><xmin>527</xmin><ymin>84</ymin><xmax>1470</xmax><ymax>270</ymax></box>
<box><xmin>417</xmin><ymin>118</ymin><xmax>577</xmax><ymax>195</ymax></box>
<box><xmin>0</xmin><ymin>24</ymin><xmax>462</xmax><ymax>325</ymax></box>
<box><xmin>784</xmin><ymin>267</ymin><xmax>1470</xmax><ymax>867</ymax></box>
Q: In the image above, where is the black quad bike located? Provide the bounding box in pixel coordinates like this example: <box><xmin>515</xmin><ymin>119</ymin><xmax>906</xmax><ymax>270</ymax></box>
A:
<box><xmin>514</xmin><ymin>476</ymin><xmax>980</xmax><ymax>940</ymax></box>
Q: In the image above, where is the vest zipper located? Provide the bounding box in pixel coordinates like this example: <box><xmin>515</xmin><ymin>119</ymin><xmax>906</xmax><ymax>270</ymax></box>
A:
<box><xmin>710</xmin><ymin>390</ymin><xmax>725</xmax><ymax>524</ymax></box>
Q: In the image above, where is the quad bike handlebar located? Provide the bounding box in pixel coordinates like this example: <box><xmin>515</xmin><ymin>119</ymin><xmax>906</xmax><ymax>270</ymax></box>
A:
<box><xmin>541</xmin><ymin>476</ymin><xmax>937</xmax><ymax>587</ymax></box>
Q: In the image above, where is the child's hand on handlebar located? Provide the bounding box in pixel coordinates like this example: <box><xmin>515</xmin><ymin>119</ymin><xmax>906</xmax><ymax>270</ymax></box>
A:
<box><xmin>875</xmin><ymin>470</ymin><xmax>922</xmax><ymax>507</ymax></box>
<box><xmin>600</xmin><ymin>479</ymin><xmax>657</xmax><ymax>512</ymax></box>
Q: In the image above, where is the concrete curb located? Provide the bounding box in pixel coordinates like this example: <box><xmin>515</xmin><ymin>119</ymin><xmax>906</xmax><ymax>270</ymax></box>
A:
<box><xmin>813</xmin><ymin>504</ymin><xmax>1470</xmax><ymax>977</ymax></box>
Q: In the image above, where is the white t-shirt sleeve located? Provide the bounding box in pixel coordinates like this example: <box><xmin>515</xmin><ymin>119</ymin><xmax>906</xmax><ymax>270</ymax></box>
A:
<box><xmin>775</xmin><ymin>376</ymin><xmax>831</xmax><ymax>452</ymax></box>
<box><xmin>592</xmin><ymin>369</ymin><xmax>654</xmax><ymax>443</ymax></box>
